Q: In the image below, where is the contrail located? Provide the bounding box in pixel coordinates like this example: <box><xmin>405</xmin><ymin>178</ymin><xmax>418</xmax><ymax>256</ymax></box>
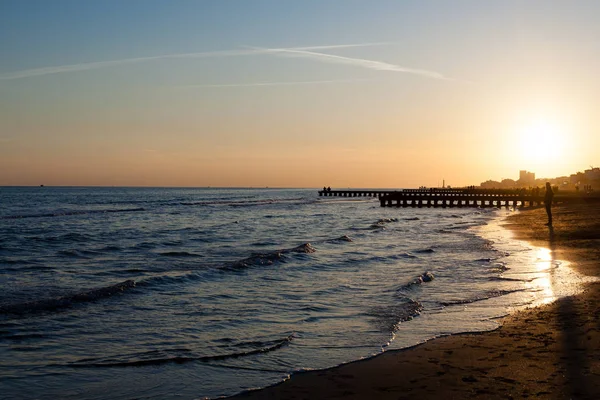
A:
<box><xmin>0</xmin><ymin>49</ymin><xmax>257</xmax><ymax>80</ymax></box>
<box><xmin>183</xmin><ymin>78</ymin><xmax>371</xmax><ymax>88</ymax></box>
<box><xmin>257</xmin><ymin>46</ymin><xmax>447</xmax><ymax>80</ymax></box>
<box><xmin>0</xmin><ymin>43</ymin><xmax>389</xmax><ymax>81</ymax></box>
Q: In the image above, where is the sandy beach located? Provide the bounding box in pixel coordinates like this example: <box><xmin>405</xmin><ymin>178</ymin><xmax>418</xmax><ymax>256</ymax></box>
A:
<box><xmin>230</xmin><ymin>202</ymin><xmax>600</xmax><ymax>399</ymax></box>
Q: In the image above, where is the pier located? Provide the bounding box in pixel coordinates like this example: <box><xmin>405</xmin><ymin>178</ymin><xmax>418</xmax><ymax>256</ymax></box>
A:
<box><xmin>318</xmin><ymin>188</ymin><xmax>590</xmax><ymax>208</ymax></box>
<box><xmin>317</xmin><ymin>189</ymin><xmax>390</xmax><ymax>198</ymax></box>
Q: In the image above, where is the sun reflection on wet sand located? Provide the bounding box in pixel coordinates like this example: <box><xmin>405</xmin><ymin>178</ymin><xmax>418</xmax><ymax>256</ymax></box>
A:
<box><xmin>482</xmin><ymin>213</ymin><xmax>598</xmax><ymax>310</ymax></box>
<box><xmin>384</xmin><ymin>210</ymin><xmax>598</xmax><ymax>352</ymax></box>
<box><xmin>530</xmin><ymin>247</ymin><xmax>557</xmax><ymax>305</ymax></box>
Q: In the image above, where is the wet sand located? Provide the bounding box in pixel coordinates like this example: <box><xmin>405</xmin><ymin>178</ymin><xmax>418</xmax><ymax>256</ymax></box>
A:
<box><xmin>230</xmin><ymin>202</ymin><xmax>600</xmax><ymax>399</ymax></box>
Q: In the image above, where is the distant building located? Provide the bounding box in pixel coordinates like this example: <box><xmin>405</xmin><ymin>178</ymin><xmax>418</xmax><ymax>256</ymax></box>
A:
<box><xmin>570</xmin><ymin>172</ymin><xmax>584</xmax><ymax>184</ymax></box>
<box><xmin>584</xmin><ymin>168</ymin><xmax>600</xmax><ymax>182</ymax></box>
<box><xmin>480</xmin><ymin>180</ymin><xmax>501</xmax><ymax>189</ymax></box>
<box><xmin>518</xmin><ymin>170</ymin><xmax>535</xmax><ymax>185</ymax></box>
<box><xmin>501</xmin><ymin>178</ymin><xmax>517</xmax><ymax>188</ymax></box>
<box><xmin>478</xmin><ymin>168</ymin><xmax>597</xmax><ymax>192</ymax></box>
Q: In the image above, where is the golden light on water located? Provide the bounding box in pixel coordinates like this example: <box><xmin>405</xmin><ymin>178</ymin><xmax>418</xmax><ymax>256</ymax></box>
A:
<box><xmin>534</xmin><ymin>247</ymin><xmax>552</xmax><ymax>264</ymax></box>
<box><xmin>533</xmin><ymin>247</ymin><xmax>555</xmax><ymax>304</ymax></box>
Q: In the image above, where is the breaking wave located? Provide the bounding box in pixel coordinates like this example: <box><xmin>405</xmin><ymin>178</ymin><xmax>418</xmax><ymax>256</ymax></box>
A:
<box><xmin>440</xmin><ymin>288</ymin><xmax>530</xmax><ymax>306</ymax></box>
<box><xmin>396</xmin><ymin>272</ymin><xmax>435</xmax><ymax>291</ymax></box>
<box><xmin>69</xmin><ymin>334</ymin><xmax>294</xmax><ymax>368</ymax></box>
<box><xmin>221</xmin><ymin>243</ymin><xmax>316</xmax><ymax>271</ymax></box>
<box><xmin>0</xmin><ymin>280</ymin><xmax>136</xmax><ymax>316</ymax></box>
<box><xmin>369</xmin><ymin>298</ymin><xmax>424</xmax><ymax>333</ymax></box>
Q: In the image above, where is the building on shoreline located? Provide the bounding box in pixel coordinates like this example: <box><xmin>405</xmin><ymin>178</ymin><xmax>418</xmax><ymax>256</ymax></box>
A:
<box><xmin>518</xmin><ymin>170</ymin><xmax>536</xmax><ymax>186</ymax></box>
<box><xmin>480</xmin><ymin>169</ymin><xmax>599</xmax><ymax>191</ymax></box>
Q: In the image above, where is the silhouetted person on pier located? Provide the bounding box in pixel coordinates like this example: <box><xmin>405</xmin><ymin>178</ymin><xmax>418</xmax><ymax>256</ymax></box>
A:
<box><xmin>544</xmin><ymin>182</ymin><xmax>554</xmax><ymax>226</ymax></box>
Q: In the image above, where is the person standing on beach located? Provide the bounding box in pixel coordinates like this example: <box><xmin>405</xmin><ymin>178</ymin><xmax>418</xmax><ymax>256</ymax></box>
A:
<box><xmin>544</xmin><ymin>182</ymin><xmax>554</xmax><ymax>226</ymax></box>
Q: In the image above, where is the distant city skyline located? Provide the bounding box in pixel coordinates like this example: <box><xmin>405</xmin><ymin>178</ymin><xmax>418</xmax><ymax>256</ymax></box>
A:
<box><xmin>480</xmin><ymin>166</ymin><xmax>600</xmax><ymax>189</ymax></box>
<box><xmin>1</xmin><ymin>1</ymin><xmax>599</xmax><ymax>187</ymax></box>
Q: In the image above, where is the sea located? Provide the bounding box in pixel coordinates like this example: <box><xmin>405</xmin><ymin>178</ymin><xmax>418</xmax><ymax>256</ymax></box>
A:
<box><xmin>0</xmin><ymin>187</ymin><xmax>592</xmax><ymax>399</ymax></box>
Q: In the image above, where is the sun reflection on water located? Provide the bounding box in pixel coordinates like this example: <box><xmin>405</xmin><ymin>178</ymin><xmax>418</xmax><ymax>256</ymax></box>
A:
<box><xmin>476</xmin><ymin>214</ymin><xmax>598</xmax><ymax>312</ymax></box>
<box><xmin>532</xmin><ymin>247</ymin><xmax>556</xmax><ymax>304</ymax></box>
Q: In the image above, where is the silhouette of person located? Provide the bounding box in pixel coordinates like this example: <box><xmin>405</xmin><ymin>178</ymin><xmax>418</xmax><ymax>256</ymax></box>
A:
<box><xmin>544</xmin><ymin>182</ymin><xmax>554</xmax><ymax>226</ymax></box>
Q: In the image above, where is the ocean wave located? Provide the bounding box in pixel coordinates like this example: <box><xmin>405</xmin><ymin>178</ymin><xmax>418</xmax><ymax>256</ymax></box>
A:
<box><xmin>29</xmin><ymin>232</ymin><xmax>94</xmax><ymax>244</ymax></box>
<box><xmin>0</xmin><ymin>258</ymin><xmax>40</xmax><ymax>266</ymax></box>
<box><xmin>369</xmin><ymin>217</ymin><xmax>399</xmax><ymax>230</ymax></box>
<box><xmin>396</xmin><ymin>252</ymin><xmax>417</xmax><ymax>259</ymax></box>
<box><xmin>221</xmin><ymin>243</ymin><xmax>316</xmax><ymax>272</ymax></box>
<box><xmin>161</xmin><ymin>240</ymin><xmax>183</xmax><ymax>247</ymax></box>
<box><xmin>69</xmin><ymin>334</ymin><xmax>294</xmax><ymax>368</ymax></box>
<box><xmin>445</xmin><ymin>225</ymin><xmax>477</xmax><ymax>230</ymax></box>
<box><xmin>413</xmin><ymin>248</ymin><xmax>435</xmax><ymax>254</ymax></box>
<box><xmin>369</xmin><ymin>298</ymin><xmax>424</xmax><ymax>332</ymax></box>
<box><xmin>136</xmin><ymin>272</ymin><xmax>206</xmax><ymax>288</ymax></box>
<box><xmin>158</xmin><ymin>251</ymin><xmax>202</xmax><ymax>258</ymax></box>
<box><xmin>490</xmin><ymin>276</ymin><xmax>535</xmax><ymax>283</ymax></box>
<box><xmin>100</xmin><ymin>245</ymin><xmax>122</xmax><ymax>252</ymax></box>
<box><xmin>327</xmin><ymin>235</ymin><xmax>353</xmax><ymax>243</ymax></box>
<box><xmin>315</xmin><ymin>198</ymin><xmax>375</xmax><ymax>204</ymax></box>
<box><xmin>396</xmin><ymin>272</ymin><xmax>435</xmax><ymax>291</ymax></box>
<box><xmin>223</xmin><ymin>252</ymin><xmax>285</xmax><ymax>271</ymax></box>
<box><xmin>131</xmin><ymin>242</ymin><xmax>157</xmax><ymax>250</ymax></box>
<box><xmin>0</xmin><ymin>264</ymin><xmax>53</xmax><ymax>274</ymax></box>
<box><xmin>440</xmin><ymin>288</ymin><xmax>529</xmax><ymax>306</ymax></box>
<box><xmin>489</xmin><ymin>263</ymin><xmax>509</xmax><ymax>273</ymax></box>
<box><xmin>1</xmin><ymin>332</ymin><xmax>48</xmax><ymax>341</ymax></box>
<box><xmin>178</xmin><ymin>198</ymin><xmax>306</xmax><ymax>208</ymax></box>
<box><xmin>0</xmin><ymin>280</ymin><xmax>136</xmax><ymax>316</ymax></box>
<box><xmin>57</xmin><ymin>249</ymin><xmax>95</xmax><ymax>259</ymax></box>
<box><xmin>1</xmin><ymin>207</ymin><xmax>145</xmax><ymax>220</ymax></box>
<box><xmin>434</xmin><ymin>213</ymin><xmax>464</xmax><ymax>219</ymax></box>
<box><xmin>136</xmin><ymin>243</ymin><xmax>318</xmax><ymax>286</ymax></box>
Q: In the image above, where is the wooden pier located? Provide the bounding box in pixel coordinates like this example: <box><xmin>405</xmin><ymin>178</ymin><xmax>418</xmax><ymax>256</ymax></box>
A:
<box><xmin>317</xmin><ymin>189</ymin><xmax>390</xmax><ymax>198</ymax></box>
<box><xmin>318</xmin><ymin>188</ymin><xmax>589</xmax><ymax>208</ymax></box>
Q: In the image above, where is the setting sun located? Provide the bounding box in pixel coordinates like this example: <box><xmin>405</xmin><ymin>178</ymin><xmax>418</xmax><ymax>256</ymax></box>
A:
<box><xmin>509</xmin><ymin>115</ymin><xmax>572</xmax><ymax>177</ymax></box>
<box><xmin>519</xmin><ymin>118</ymin><xmax>566</xmax><ymax>158</ymax></box>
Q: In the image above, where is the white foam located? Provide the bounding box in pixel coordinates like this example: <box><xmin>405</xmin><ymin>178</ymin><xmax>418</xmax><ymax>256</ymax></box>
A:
<box><xmin>386</xmin><ymin>209</ymin><xmax>599</xmax><ymax>351</ymax></box>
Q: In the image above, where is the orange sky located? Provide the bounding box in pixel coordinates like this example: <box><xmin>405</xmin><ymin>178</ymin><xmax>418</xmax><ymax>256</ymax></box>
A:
<box><xmin>1</xmin><ymin>1</ymin><xmax>598</xmax><ymax>187</ymax></box>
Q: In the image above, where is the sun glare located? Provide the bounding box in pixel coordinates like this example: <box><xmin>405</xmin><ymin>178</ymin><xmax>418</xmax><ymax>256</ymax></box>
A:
<box><xmin>515</xmin><ymin>117</ymin><xmax>567</xmax><ymax>169</ymax></box>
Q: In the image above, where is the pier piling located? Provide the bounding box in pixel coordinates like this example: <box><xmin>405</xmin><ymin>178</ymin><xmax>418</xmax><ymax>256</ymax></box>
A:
<box><xmin>317</xmin><ymin>188</ymin><xmax>575</xmax><ymax>209</ymax></box>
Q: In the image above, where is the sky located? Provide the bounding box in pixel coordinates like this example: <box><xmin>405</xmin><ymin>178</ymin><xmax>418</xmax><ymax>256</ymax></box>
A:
<box><xmin>1</xmin><ymin>0</ymin><xmax>599</xmax><ymax>188</ymax></box>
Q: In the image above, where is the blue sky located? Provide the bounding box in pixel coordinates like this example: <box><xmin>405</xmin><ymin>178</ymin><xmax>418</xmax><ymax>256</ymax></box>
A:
<box><xmin>1</xmin><ymin>1</ymin><xmax>599</xmax><ymax>186</ymax></box>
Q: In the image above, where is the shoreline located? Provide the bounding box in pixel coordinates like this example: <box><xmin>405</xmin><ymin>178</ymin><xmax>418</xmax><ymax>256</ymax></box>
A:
<box><xmin>228</xmin><ymin>203</ymin><xmax>600</xmax><ymax>399</ymax></box>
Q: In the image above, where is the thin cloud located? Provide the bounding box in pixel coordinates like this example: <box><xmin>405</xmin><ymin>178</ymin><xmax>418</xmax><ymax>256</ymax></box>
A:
<box><xmin>257</xmin><ymin>46</ymin><xmax>448</xmax><ymax>80</ymax></box>
<box><xmin>0</xmin><ymin>43</ymin><xmax>389</xmax><ymax>81</ymax></box>
<box><xmin>184</xmin><ymin>78</ymin><xmax>371</xmax><ymax>88</ymax></box>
